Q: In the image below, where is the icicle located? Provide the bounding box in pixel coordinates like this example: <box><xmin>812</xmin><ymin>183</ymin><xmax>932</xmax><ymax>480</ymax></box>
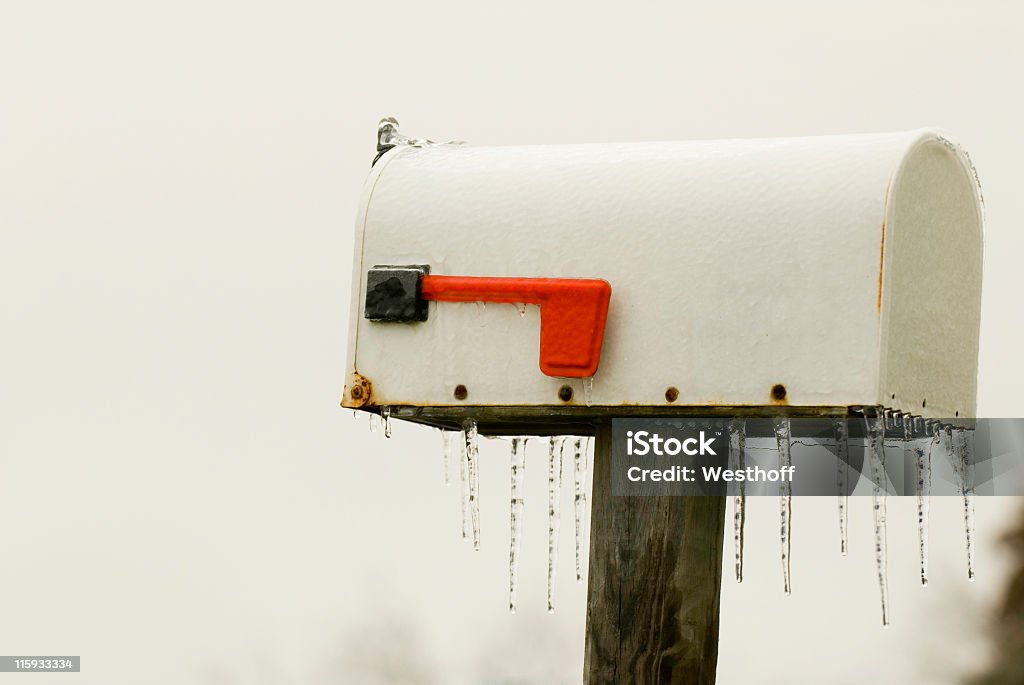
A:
<box><xmin>351</xmin><ymin>410</ymin><xmax>358</xmax><ymax>420</ymax></box>
<box><xmin>368</xmin><ymin>413</ymin><xmax>379</xmax><ymax>433</ymax></box>
<box><xmin>834</xmin><ymin>417</ymin><xmax>849</xmax><ymax>556</ymax></box>
<box><xmin>458</xmin><ymin>427</ymin><xmax>470</xmax><ymax>541</ymax></box>
<box><xmin>571</xmin><ymin>437</ymin><xmax>586</xmax><ymax>583</ymax></box>
<box><xmin>942</xmin><ymin>425</ymin><xmax>954</xmax><ymax>470</ymax></box>
<box><xmin>381</xmin><ymin>407</ymin><xmax>392</xmax><ymax>438</ymax></box>
<box><xmin>730</xmin><ymin>419</ymin><xmax>747</xmax><ymax>583</ymax></box>
<box><xmin>582</xmin><ymin>377</ymin><xmax>594</xmax><ymax>407</ymax></box>
<box><xmin>464</xmin><ymin>419</ymin><xmax>481</xmax><ymax>551</ymax></box>
<box><xmin>867</xmin><ymin>412</ymin><xmax>890</xmax><ymax>625</ymax></box>
<box><xmin>965</xmin><ymin>429</ymin><xmax>976</xmax><ymax>581</ymax></box>
<box><xmin>585</xmin><ymin>436</ymin><xmax>594</xmax><ymax>477</ymax></box>
<box><xmin>774</xmin><ymin>416</ymin><xmax>792</xmax><ymax>594</ymax></box>
<box><xmin>547</xmin><ymin>437</ymin><xmax>563</xmax><ymax>613</ymax></box>
<box><xmin>954</xmin><ymin>427</ymin><xmax>976</xmax><ymax>581</ymax></box>
<box><xmin>514</xmin><ymin>302</ymin><xmax>527</xmax><ymax>317</ymax></box>
<box><xmin>509</xmin><ymin>437</ymin><xmax>527</xmax><ymax>613</ymax></box>
<box><xmin>441</xmin><ymin>429</ymin><xmax>457</xmax><ymax>486</ymax></box>
<box><xmin>910</xmin><ymin>418</ymin><xmax>930</xmax><ymax>586</ymax></box>
<box><xmin>925</xmin><ymin>421</ymin><xmax>943</xmax><ymax>586</ymax></box>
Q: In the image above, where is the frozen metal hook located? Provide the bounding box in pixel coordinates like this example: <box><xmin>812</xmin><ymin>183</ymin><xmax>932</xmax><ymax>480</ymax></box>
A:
<box><xmin>372</xmin><ymin>116</ymin><xmax>465</xmax><ymax>165</ymax></box>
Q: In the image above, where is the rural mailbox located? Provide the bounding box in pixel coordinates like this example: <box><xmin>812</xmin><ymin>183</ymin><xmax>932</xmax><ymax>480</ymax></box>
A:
<box><xmin>340</xmin><ymin>119</ymin><xmax>985</xmax><ymax>684</ymax></box>
<box><xmin>342</xmin><ymin>123</ymin><xmax>983</xmax><ymax>427</ymax></box>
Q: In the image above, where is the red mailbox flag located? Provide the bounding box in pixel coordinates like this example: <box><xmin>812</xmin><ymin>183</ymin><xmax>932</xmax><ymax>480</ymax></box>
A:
<box><xmin>420</xmin><ymin>275</ymin><xmax>611</xmax><ymax>378</ymax></box>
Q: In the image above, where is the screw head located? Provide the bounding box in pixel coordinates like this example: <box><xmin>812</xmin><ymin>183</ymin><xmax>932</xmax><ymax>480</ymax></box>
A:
<box><xmin>558</xmin><ymin>385</ymin><xmax>574</xmax><ymax>402</ymax></box>
<box><xmin>454</xmin><ymin>384</ymin><xmax>468</xmax><ymax>401</ymax></box>
<box><xmin>665</xmin><ymin>387</ymin><xmax>679</xmax><ymax>403</ymax></box>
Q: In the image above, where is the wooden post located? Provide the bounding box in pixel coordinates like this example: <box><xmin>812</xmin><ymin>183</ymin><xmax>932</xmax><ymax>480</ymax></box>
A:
<box><xmin>584</xmin><ymin>423</ymin><xmax>727</xmax><ymax>684</ymax></box>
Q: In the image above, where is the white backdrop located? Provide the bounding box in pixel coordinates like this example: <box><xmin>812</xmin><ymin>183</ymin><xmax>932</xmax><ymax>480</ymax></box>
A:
<box><xmin>2</xmin><ymin>1</ymin><xmax>1023</xmax><ymax>683</ymax></box>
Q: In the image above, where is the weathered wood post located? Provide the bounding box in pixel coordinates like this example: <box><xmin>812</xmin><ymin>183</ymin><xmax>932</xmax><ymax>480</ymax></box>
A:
<box><xmin>584</xmin><ymin>423</ymin><xmax>727</xmax><ymax>685</ymax></box>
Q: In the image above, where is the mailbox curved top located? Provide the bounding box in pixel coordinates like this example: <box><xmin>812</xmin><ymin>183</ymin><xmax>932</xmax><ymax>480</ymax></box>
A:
<box><xmin>343</xmin><ymin>129</ymin><xmax>983</xmax><ymax>422</ymax></box>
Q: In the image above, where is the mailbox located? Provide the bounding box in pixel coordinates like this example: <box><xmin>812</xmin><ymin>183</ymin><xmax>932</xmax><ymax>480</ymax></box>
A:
<box><xmin>342</xmin><ymin>123</ymin><xmax>983</xmax><ymax>430</ymax></box>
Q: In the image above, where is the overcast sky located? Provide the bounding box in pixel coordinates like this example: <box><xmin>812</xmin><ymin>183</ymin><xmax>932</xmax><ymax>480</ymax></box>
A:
<box><xmin>2</xmin><ymin>1</ymin><xmax>1024</xmax><ymax>683</ymax></box>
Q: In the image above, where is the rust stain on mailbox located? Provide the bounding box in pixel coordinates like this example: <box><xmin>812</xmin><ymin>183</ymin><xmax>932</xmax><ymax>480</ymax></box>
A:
<box><xmin>877</xmin><ymin>220</ymin><xmax>886</xmax><ymax>314</ymax></box>
<box><xmin>343</xmin><ymin>373</ymin><xmax>374</xmax><ymax>408</ymax></box>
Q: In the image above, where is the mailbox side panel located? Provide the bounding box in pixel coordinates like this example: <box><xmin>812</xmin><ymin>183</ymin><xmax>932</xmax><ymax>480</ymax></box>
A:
<box><xmin>345</xmin><ymin>133</ymin><xmax>926</xmax><ymax>410</ymax></box>
<box><xmin>342</xmin><ymin>147</ymin><xmax>412</xmax><ymax>407</ymax></box>
<box><xmin>878</xmin><ymin>134</ymin><xmax>984</xmax><ymax>419</ymax></box>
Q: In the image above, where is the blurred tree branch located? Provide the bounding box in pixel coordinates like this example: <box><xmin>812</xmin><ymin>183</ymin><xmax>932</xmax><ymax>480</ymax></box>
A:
<box><xmin>969</xmin><ymin>503</ymin><xmax>1024</xmax><ymax>685</ymax></box>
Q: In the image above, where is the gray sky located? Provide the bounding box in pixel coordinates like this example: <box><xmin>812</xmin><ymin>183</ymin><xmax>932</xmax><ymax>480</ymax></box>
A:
<box><xmin>2</xmin><ymin>1</ymin><xmax>1023</xmax><ymax>682</ymax></box>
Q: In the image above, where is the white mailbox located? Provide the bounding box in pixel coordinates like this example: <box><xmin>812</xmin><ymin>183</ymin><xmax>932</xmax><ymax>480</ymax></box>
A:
<box><xmin>342</xmin><ymin>123</ymin><xmax>983</xmax><ymax>426</ymax></box>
